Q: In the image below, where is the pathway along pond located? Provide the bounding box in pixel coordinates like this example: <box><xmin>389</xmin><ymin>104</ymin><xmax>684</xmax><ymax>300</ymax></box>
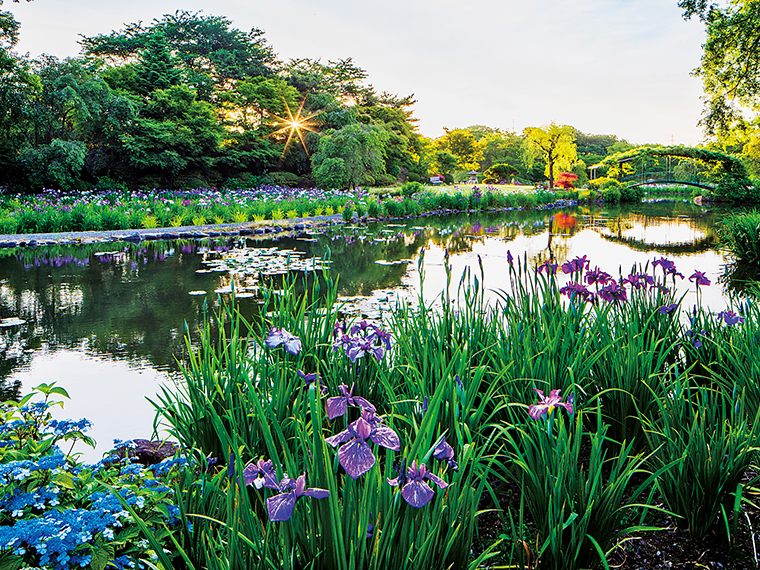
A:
<box><xmin>0</xmin><ymin>200</ymin><xmax>755</xmax><ymax>460</ymax></box>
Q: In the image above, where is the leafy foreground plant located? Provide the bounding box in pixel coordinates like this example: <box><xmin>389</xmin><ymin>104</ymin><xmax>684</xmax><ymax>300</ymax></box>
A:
<box><xmin>719</xmin><ymin>210</ymin><xmax>760</xmax><ymax>264</ymax></box>
<box><xmin>155</xmin><ymin>280</ymin><xmax>502</xmax><ymax>570</ymax></box>
<box><xmin>641</xmin><ymin>375</ymin><xmax>760</xmax><ymax>540</ymax></box>
<box><xmin>497</xmin><ymin>397</ymin><xmax>667</xmax><ymax>570</ymax></box>
<box><xmin>0</xmin><ymin>383</ymin><xmax>185</xmax><ymax>569</ymax></box>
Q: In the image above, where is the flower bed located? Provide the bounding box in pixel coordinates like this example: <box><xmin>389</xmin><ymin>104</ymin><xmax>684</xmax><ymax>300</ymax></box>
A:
<box><xmin>0</xmin><ymin>185</ymin><xmax>566</xmax><ymax>235</ymax></box>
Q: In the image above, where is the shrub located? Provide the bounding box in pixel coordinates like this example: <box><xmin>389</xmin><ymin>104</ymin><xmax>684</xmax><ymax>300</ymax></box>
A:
<box><xmin>602</xmin><ymin>186</ymin><xmax>621</xmax><ymax>202</ymax></box>
<box><xmin>267</xmin><ymin>171</ymin><xmax>301</xmax><ymax>188</ymax></box>
<box><xmin>0</xmin><ymin>383</ymin><xmax>184</xmax><ymax>570</ymax></box>
<box><xmin>401</xmin><ymin>181</ymin><xmax>423</xmax><ymax>198</ymax></box>
<box><xmin>374</xmin><ymin>173</ymin><xmax>396</xmax><ymax>186</ymax></box>
<box><xmin>482</xmin><ymin>163</ymin><xmax>518</xmax><ymax>184</ymax></box>
<box><xmin>587</xmin><ymin>176</ymin><xmax>616</xmax><ymax>191</ymax></box>
<box><xmin>554</xmin><ymin>172</ymin><xmax>579</xmax><ymax>190</ymax></box>
<box><xmin>620</xmin><ymin>183</ymin><xmax>644</xmax><ymax>202</ymax></box>
<box><xmin>95</xmin><ymin>176</ymin><xmax>128</xmax><ymax>192</ymax></box>
<box><xmin>226</xmin><ymin>172</ymin><xmax>268</xmax><ymax>189</ymax></box>
<box><xmin>297</xmin><ymin>176</ymin><xmax>317</xmax><ymax>188</ymax></box>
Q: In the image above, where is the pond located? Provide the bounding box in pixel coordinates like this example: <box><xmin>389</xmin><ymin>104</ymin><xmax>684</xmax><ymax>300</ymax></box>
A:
<box><xmin>0</xmin><ymin>200</ymin><xmax>751</xmax><ymax>460</ymax></box>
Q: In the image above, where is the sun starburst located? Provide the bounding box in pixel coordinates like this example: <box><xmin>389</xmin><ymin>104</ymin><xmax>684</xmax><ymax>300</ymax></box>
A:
<box><xmin>269</xmin><ymin>98</ymin><xmax>320</xmax><ymax>159</ymax></box>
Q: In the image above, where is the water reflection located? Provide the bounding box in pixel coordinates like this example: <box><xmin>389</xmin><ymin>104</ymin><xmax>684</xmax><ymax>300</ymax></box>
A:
<box><xmin>0</xmin><ymin>201</ymin><xmax>748</xmax><ymax>456</ymax></box>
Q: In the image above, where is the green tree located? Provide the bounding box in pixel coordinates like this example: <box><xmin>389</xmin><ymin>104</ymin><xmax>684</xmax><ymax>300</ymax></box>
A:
<box><xmin>680</xmin><ymin>0</ymin><xmax>760</xmax><ymax>134</ymax></box>
<box><xmin>436</xmin><ymin>128</ymin><xmax>483</xmax><ymax>172</ymax></box>
<box><xmin>432</xmin><ymin>150</ymin><xmax>459</xmax><ymax>178</ymax></box>
<box><xmin>742</xmin><ymin>135</ymin><xmax>760</xmax><ymax>178</ymax></box>
<box><xmin>108</xmin><ymin>85</ymin><xmax>224</xmax><ymax>187</ymax></box>
<box><xmin>29</xmin><ymin>56</ymin><xmax>112</xmax><ymax>145</ymax></box>
<box><xmin>225</xmin><ymin>76</ymin><xmax>300</xmax><ymax>129</ymax></box>
<box><xmin>356</xmin><ymin>93</ymin><xmax>418</xmax><ymax>180</ymax></box>
<box><xmin>0</xmin><ymin>10</ymin><xmax>38</xmax><ymax>189</ymax></box>
<box><xmin>311</xmin><ymin>122</ymin><xmax>389</xmax><ymax>189</ymax></box>
<box><xmin>135</xmin><ymin>33</ymin><xmax>182</xmax><ymax>95</ymax></box>
<box><xmin>523</xmin><ymin>123</ymin><xmax>577</xmax><ymax>188</ymax></box>
<box><xmin>477</xmin><ymin>129</ymin><xmax>526</xmax><ymax>175</ymax></box>
<box><xmin>18</xmin><ymin>139</ymin><xmax>87</xmax><ymax>191</ymax></box>
<box><xmin>284</xmin><ymin>57</ymin><xmax>373</xmax><ymax>107</ymax></box>
<box><xmin>81</xmin><ymin>11</ymin><xmax>276</xmax><ymax>101</ymax></box>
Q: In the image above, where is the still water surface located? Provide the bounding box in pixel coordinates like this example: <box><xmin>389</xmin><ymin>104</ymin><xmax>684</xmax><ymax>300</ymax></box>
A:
<box><xmin>0</xmin><ymin>201</ymin><xmax>750</xmax><ymax>460</ymax></box>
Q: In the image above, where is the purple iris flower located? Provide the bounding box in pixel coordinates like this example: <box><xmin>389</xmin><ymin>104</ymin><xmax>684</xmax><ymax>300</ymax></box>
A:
<box><xmin>333</xmin><ymin>332</ymin><xmax>352</xmax><ymax>354</ymax></box>
<box><xmin>374</xmin><ymin>329</ymin><xmax>393</xmax><ymax>351</ymax></box>
<box><xmin>387</xmin><ymin>460</ymin><xmax>449</xmax><ymax>508</ymax></box>
<box><xmin>686</xmin><ymin>330</ymin><xmax>703</xmax><ymax>348</ymax></box>
<box><xmin>266</xmin><ymin>473</ymin><xmax>329</xmax><ymax>522</ymax></box>
<box><xmin>325</xmin><ymin>409</ymin><xmax>400</xmax><ymax>479</ymax></box>
<box><xmin>433</xmin><ymin>436</ymin><xmax>458</xmax><ymax>471</ymax></box>
<box><xmin>350</xmin><ymin>320</ymin><xmax>372</xmax><ymax>335</ymax></box>
<box><xmin>598</xmin><ymin>280</ymin><xmax>628</xmax><ymax>303</ymax></box>
<box><xmin>528</xmin><ymin>388</ymin><xmax>574</xmax><ymax>419</ymax></box>
<box><xmin>559</xmin><ymin>282</ymin><xmax>594</xmax><ymax>303</ymax></box>
<box><xmin>653</xmin><ymin>257</ymin><xmax>685</xmax><ymax>280</ymax></box>
<box><xmin>623</xmin><ymin>273</ymin><xmax>654</xmax><ymax>290</ymax></box>
<box><xmin>653</xmin><ymin>257</ymin><xmax>675</xmax><ymax>271</ymax></box>
<box><xmin>689</xmin><ymin>270</ymin><xmax>711</xmax><ymax>287</ymax></box>
<box><xmin>265</xmin><ymin>327</ymin><xmax>302</xmax><ymax>355</ymax></box>
<box><xmin>718</xmin><ymin>310</ymin><xmax>745</xmax><ymax>326</ymax></box>
<box><xmin>506</xmin><ymin>250</ymin><xmax>514</xmax><ymax>265</ymax></box>
<box><xmin>243</xmin><ymin>459</ymin><xmax>279</xmax><ymax>490</ymax></box>
<box><xmin>585</xmin><ymin>266</ymin><xmax>612</xmax><ymax>286</ymax></box>
<box><xmin>561</xmin><ymin>255</ymin><xmax>589</xmax><ymax>275</ymax></box>
<box><xmin>326</xmin><ymin>383</ymin><xmax>376</xmax><ymax>420</ymax></box>
<box><xmin>347</xmin><ymin>338</ymin><xmax>385</xmax><ymax>363</ymax></box>
<box><xmin>537</xmin><ymin>260</ymin><xmax>558</xmax><ymax>275</ymax></box>
<box><xmin>658</xmin><ymin>303</ymin><xmax>679</xmax><ymax>314</ymax></box>
<box><xmin>298</xmin><ymin>370</ymin><xmax>327</xmax><ymax>394</ymax></box>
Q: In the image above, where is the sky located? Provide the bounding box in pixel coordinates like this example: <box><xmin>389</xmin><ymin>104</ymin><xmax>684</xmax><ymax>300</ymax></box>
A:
<box><xmin>5</xmin><ymin>0</ymin><xmax>708</xmax><ymax>146</ymax></box>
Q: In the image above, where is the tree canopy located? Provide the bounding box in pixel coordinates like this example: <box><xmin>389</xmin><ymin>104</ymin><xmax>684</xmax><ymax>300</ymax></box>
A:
<box><xmin>523</xmin><ymin>123</ymin><xmax>577</xmax><ymax>188</ymax></box>
<box><xmin>680</xmin><ymin>0</ymin><xmax>760</xmax><ymax>135</ymax></box>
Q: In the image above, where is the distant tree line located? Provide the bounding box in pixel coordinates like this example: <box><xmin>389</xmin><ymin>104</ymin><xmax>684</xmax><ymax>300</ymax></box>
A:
<box><xmin>3</xmin><ymin>7</ymin><xmax>757</xmax><ymax>193</ymax></box>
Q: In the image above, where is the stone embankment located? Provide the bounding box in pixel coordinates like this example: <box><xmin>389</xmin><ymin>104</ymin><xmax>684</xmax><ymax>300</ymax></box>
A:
<box><xmin>0</xmin><ymin>217</ymin><xmax>344</xmax><ymax>249</ymax></box>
